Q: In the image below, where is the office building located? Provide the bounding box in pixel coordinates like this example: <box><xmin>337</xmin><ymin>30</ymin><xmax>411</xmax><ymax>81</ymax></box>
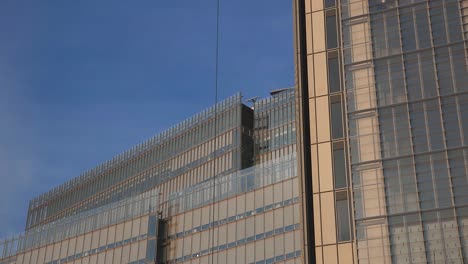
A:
<box><xmin>294</xmin><ymin>0</ymin><xmax>468</xmax><ymax>263</ymax></box>
<box><xmin>0</xmin><ymin>89</ymin><xmax>304</xmax><ymax>264</ymax></box>
<box><xmin>253</xmin><ymin>88</ymin><xmax>296</xmax><ymax>164</ymax></box>
<box><xmin>25</xmin><ymin>93</ymin><xmax>253</xmax><ymax>230</ymax></box>
<box><xmin>2</xmin><ymin>0</ymin><xmax>468</xmax><ymax>262</ymax></box>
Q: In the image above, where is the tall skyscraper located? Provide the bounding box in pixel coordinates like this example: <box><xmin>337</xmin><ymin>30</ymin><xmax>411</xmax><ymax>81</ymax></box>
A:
<box><xmin>294</xmin><ymin>0</ymin><xmax>468</xmax><ymax>263</ymax></box>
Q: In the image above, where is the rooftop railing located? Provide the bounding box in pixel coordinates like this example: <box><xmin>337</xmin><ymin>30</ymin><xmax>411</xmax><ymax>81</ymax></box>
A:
<box><xmin>29</xmin><ymin>93</ymin><xmax>241</xmax><ymax>209</ymax></box>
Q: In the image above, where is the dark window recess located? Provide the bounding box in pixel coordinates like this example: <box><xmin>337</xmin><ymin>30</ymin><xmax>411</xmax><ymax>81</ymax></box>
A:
<box><xmin>325</xmin><ymin>0</ymin><xmax>335</xmax><ymax>8</ymax></box>
<box><xmin>326</xmin><ymin>13</ymin><xmax>338</xmax><ymax>49</ymax></box>
<box><xmin>333</xmin><ymin>143</ymin><xmax>347</xmax><ymax>189</ymax></box>
<box><xmin>336</xmin><ymin>192</ymin><xmax>351</xmax><ymax>241</ymax></box>
<box><xmin>331</xmin><ymin>99</ymin><xmax>344</xmax><ymax>139</ymax></box>
<box><xmin>328</xmin><ymin>55</ymin><xmax>341</xmax><ymax>93</ymax></box>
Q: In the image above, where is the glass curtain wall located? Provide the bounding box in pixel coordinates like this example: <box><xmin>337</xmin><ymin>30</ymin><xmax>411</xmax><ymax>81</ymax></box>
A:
<box><xmin>341</xmin><ymin>0</ymin><xmax>468</xmax><ymax>263</ymax></box>
<box><xmin>26</xmin><ymin>94</ymin><xmax>246</xmax><ymax>229</ymax></box>
<box><xmin>253</xmin><ymin>89</ymin><xmax>297</xmax><ymax>164</ymax></box>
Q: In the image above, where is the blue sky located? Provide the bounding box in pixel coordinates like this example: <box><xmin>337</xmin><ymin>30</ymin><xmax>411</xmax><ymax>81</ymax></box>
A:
<box><xmin>0</xmin><ymin>0</ymin><xmax>293</xmax><ymax>237</ymax></box>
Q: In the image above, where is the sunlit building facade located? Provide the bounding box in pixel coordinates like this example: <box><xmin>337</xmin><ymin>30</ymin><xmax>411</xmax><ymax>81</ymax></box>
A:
<box><xmin>253</xmin><ymin>89</ymin><xmax>297</xmax><ymax>165</ymax></box>
<box><xmin>294</xmin><ymin>0</ymin><xmax>468</xmax><ymax>263</ymax></box>
<box><xmin>0</xmin><ymin>89</ymin><xmax>303</xmax><ymax>264</ymax></box>
<box><xmin>3</xmin><ymin>0</ymin><xmax>468</xmax><ymax>262</ymax></box>
<box><xmin>25</xmin><ymin>93</ymin><xmax>254</xmax><ymax>229</ymax></box>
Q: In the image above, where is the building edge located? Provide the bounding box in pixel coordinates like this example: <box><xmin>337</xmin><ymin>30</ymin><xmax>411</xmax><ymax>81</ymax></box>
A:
<box><xmin>292</xmin><ymin>0</ymin><xmax>315</xmax><ymax>263</ymax></box>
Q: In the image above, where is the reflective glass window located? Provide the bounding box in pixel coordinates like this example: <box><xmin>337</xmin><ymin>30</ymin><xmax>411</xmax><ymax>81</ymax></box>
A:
<box><xmin>330</xmin><ymin>97</ymin><xmax>344</xmax><ymax>139</ymax></box>
<box><xmin>336</xmin><ymin>191</ymin><xmax>351</xmax><ymax>241</ymax></box>
<box><xmin>326</xmin><ymin>12</ymin><xmax>338</xmax><ymax>49</ymax></box>
<box><xmin>400</xmin><ymin>4</ymin><xmax>431</xmax><ymax>51</ymax></box>
<box><xmin>369</xmin><ymin>0</ymin><xmax>397</xmax><ymax>12</ymax></box>
<box><xmin>379</xmin><ymin>105</ymin><xmax>412</xmax><ymax>158</ymax></box>
<box><xmin>324</xmin><ymin>0</ymin><xmax>335</xmax><ymax>8</ymax></box>
<box><xmin>404</xmin><ymin>51</ymin><xmax>437</xmax><ymax>101</ymax></box>
<box><xmin>370</xmin><ymin>10</ymin><xmax>400</xmax><ymax>58</ymax></box>
<box><xmin>384</xmin><ymin>158</ymin><xmax>418</xmax><ymax>214</ymax></box>
<box><xmin>374</xmin><ymin>57</ymin><xmax>406</xmax><ymax>106</ymax></box>
<box><xmin>446</xmin><ymin>2</ymin><xmax>463</xmax><ymax>43</ymax></box>
<box><xmin>410</xmin><ymin>100</ymin><xmax>444</xmax><ymax>153</ymax></box>
<box><xmin>448</xmin><ymin>149</ymin><xmax>468</xmax><ymax>205</ymax></box>
<box><xmin>436</xmin><ymin>46</ymin><xmax>455</xmax><ymax>95</ymax></box>
<box><xmin>416</xmin><ymin>153</ymin><xmax>452</xmax><ymax>210</ymax></box>
<box><xmin>333</xmin><ymin>143</ymin><xmax>347</xmax><ymax>189</ymax></box>
<box><xmin>328</xmin><ymin>52</ymin><xmax>341</xmax><ymax>93</ymax></box>
<box><xmin>148</xmin><ymin>215</ymin><xmax>158</xmax><ymax>237</ymax></box>
<box><xmin>399</xmin><ymin>0</ymin><xmax>425</xmax><ymax>6</ymax></box>
<box><xmin>442</xmin><ymin>96</ymin><xmax>463</xmax><ymax>148</ymax></box>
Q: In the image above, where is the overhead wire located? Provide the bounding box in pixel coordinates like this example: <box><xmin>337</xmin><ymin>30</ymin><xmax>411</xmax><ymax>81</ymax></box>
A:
<box><xmin>209</xmin><ymin>0</ymin><xmax>221</xmax><ymax>262</ymax></box>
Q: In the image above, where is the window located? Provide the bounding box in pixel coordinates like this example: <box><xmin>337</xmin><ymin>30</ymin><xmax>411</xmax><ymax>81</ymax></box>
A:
<box><xmin>379</xmin><ymin>105</ymin><xmax>412</xmax><ymax>158</ymax></box>
<box><xmin>370</xmin><ymin>10</ymin><xmax>400</xmax><ymax>58</ymax></box>
<box><xmin>333</xmin><ymin>142</ymin><xmax>347</xmax><ymax>189</ymax></box>
<box><xmin>404</xmin><ymin>51</ymin><xmax>437</xmax><ymax>101</ymax></box>
<box><xmin>326</xmin><ymin>11</ymin><xmax>338</xmax><ymax>49</ymax></box>
<box><xmin>374</xmin><ymin>57</ymin><xmax>406</xmax><ymax>106</ymax></box>
<box><xmin>148</xmin><ymin>215</ymin><xmax>158</xmax><ymax>237</ymax></box>
<box><xmin>400</xmin><ymin>4</ymin><xmax>431</xmax><ymax>51</ymax></box>
<box><xmin>445</xmin><ymin>2</ymin><xmax>463</xmax><ymax>43</ymax></box>
<box><xmin>410</xmin><ymin>100</ymin><xmax>444</xmax><ymax>153</ymax></box>
<box><xmin>430</xmin><ymin>1</ymin><xmax>463</xmax><ymax>46</ymax></box>
<box><xmin>415</xmin><ymin>153</ymin><xmax>452</xmax><ymax>210</ymax></box>
<box><xmin>435</xmin><ymin>44</ymin><xmax>468</xmax><ymax>95</ymax></box>
<box><xmin>383</xmin><ymin>158</ymin><xmax>418</xmax><ymax>214</ymax></box>
<box><xmin>336</xmin><ymin>191</ymin><xmax>351</xmax><ymax>241</ymax></box>
<box><xmin>369</xmin><ymin>0</ymin><xmax>397</xmax><ymax>12</ymax></box>
<box><xmin>328</xmin><ymin>52</ymin><xmax>341</xmax><ymax>93</ymax></box>
<box><xmin>146</xmin><ymin>239</ymin><xmax>157</xmax><ymax>262</ymax></box>
<box><xmin>448</xmin><ymin>149</ymin><xmax>468</xmax><ymax>206</ymax></box>
<box><xmin>330</xmin><ymin>96</ymin><xmax>344</xmax><ymax>139</ymax></box>
<box><xmin>442</xmin><ymin>96</ymin><xmax>463</xmax><ymax>148</ymax></box>
<box><xmin>324</xmin><ymin>0</ymin><xmax>335</xmax><ymax>8</ymax></box>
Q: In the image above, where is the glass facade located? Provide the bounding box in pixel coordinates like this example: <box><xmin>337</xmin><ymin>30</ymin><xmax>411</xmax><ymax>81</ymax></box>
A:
<box><xmin>26</xmin><ymin>94</ymin><xmax>252</xmax><ymax>229</ymax></box>
<box><xmin>162</xmin><ymin>154</ymin><xmax>301</xmax><ymax>263</ymax></box>
<box><xmin>253</xmin><ymin>88</ymin><xmax>296</xmax><ymax>164</ymax></box>
<box><xmin>0</xmin><ymin>190</ymin><xmax>159</xmax><ymax>264</ymax></box>
<box><xmin>340</xmin><ymin>0</ymin><xmax>468</xmax><ymax>263</ymax></box>
<box><xmin>296</xmin><ymin>0</ymin><xmax>468</xmax><ymax>263</ymax></box>
<box><xmin>1</xmin><ymin>89</ymin><xmax>301</xmax><ymax>264</ymax></box>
